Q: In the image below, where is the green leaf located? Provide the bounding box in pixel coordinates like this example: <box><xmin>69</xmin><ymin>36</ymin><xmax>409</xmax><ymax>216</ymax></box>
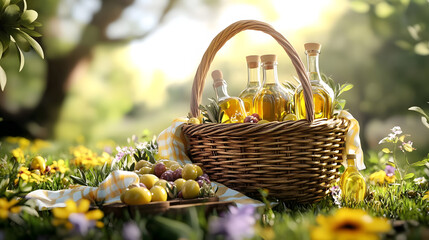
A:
<box><xmin>19</xmin><ymin>182</ymin><xmax>32</xmax><ymax>192</ymax></box>
<box><xmin>1</xmin><ymin>0</ymin><xmax>11</xmax><ymax>12</ymax></box>
<box><xmin>414</xmin><ymin>41</ymin><xmax>429</xmax><ymax>56</ymax></box>
<box><xmin>408</xmin><ymin>106</ymin><xmax>429</xmax><ymax>119</ymax></box>
<box><xmin>14</xmin><ymin>42</ymin><xmax>25</xmax><ymax>72</ymax></box>
<box><xmin>14</xmin><ymin>29</ymin><xmax>44</xmax><ymax>59</ymax></box>
<box><xmin>335</xmin><ymin>99</ymin><xmax>346</xmax><ymax>110</ymax></box>
<box><xmin>20</xmin><ymin>205</ymin><xmax>39</xmax><ymax>217</ymax></box>
<box><xmin>11</xmin><ymin>32</ymin><xmax>30</xmax><ymax>51</ymax></box>
<box><xmin>411</xmin><ymin>159</ymin><xmax>429</xmax><ymax>167</ymax></box>
<box><xmin>338</xmin><ymin>84</ymin><xmax>354</xmax><ymax>96</ymax></box>
<box><xmin>0</xmin><ymin>65</ymin><xmax>6</xmax><ymax>91</ymax></box>
<box><xmin>3</xmin><ymin>4</ymin><xmax>20</xmax><ymax>22</ymax></box>
<box><xmin>404</xmin><ymin>173</ymin><xmax>415</xmax><ymax>180</ymax></box>
<box><xmin>20</xmin><ymin>9</ymin><xmax>38</xmax><ymax>24</ymax></box>
<box><xmin>0</xmin><ymin>32</ymin><xmax>11</xmax><ymax>53</ymax></box>
<box><xmin>421</xmin><ymin>116</ymin><xmax>429</xmax><ymax>129</ymax></box>
<box><xmin>69</xmin><ymin>175</ymin><xmax>87</xmax><ymax>186</ymax></box>
<box><xmin>78</xmin><ymin>168</ymin><xmax>87</xmax><ymax>184</ymax></box>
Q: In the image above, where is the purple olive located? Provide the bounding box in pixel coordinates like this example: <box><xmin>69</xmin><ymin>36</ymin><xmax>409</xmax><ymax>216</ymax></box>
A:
<box><xmin>160</xmin><ymin>170</ymin><xmax>174</xmax><ymax>181</ymax></box>
<box><xmin>251</xmin><ymin>113</ymin><xmax>261</xmax><ymax>120</ymax></box>
<box><xmin>154</xmin><ymin>162</ymin><xmax>167</xmax><ymax>177</ymax></box>
<box><xmin>173</xmin><ymin>168</ymin><xmax>182</xmax><ymax>180</ymax></box>
<box><xmin>197</xmin><ymin>179</ymin><xmax>204</xmax><ymax>187</ymax></box>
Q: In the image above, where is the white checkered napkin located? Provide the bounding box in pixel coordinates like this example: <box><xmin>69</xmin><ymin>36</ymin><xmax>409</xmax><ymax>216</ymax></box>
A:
<box><xmin>26</xmin><ymin>170</ymin><xmax>139</xmax><ymax>210</ymax></box>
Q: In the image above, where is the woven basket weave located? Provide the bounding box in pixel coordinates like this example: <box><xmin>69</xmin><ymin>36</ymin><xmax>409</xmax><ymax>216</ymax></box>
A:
<box><xmin>182</xmin><ymin>20</ymin><xmax>350</xmax><ymax>203</ymax></box>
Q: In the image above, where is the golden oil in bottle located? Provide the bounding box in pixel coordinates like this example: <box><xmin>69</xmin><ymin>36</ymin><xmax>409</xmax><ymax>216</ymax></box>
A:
<box><xmin>340</xmin><ymin>154</ymin><xmax>366</xmax><ymax>202</ymax></box>
<box><xmin>239</xmin><ymin>55</ymin><xmax>261</xmax><ymax>115</ymax></box>
<box><xmin>253</xmin><ymin>54</ymin><xmax>291</xmax><ymax>121</ymax></box>
<box><xmin>294</xmin><ymin>43</ymin><xmax>334</xmax><ymax>120</ymax></box>
<box><xmin>212</xmin><ymin>70</ymin><xmax>247</xmax><ymax>123</ymax></box>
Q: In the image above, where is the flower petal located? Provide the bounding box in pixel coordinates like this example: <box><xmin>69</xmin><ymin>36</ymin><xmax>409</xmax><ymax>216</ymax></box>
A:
<box><xmin>0</xmin><ymin>198</ymin><xmax>8</xmax><ymax>208</ymax></box>
<box><xmin>96</xmin><ymin>221</ymin><xmax>104</xmax><ymax>228</ymax></box>
<box><xmin>77</xmin><ymin>199</ymin><xmax>90</xmax><ymax>213</ymax></box>
<box><xmin>85</xmin><ymin>209</ymin><xmax>104</xmax><ymax>220</ymax></box>
<box><xmin>52</xmin><ymin>207</ymin><xmax>70</xmax><ymax>219</ymax></box>
<box><xmin>0</xmin><ymin>209</ymin><xmax>9</xmax><ymax>219</ymax></box>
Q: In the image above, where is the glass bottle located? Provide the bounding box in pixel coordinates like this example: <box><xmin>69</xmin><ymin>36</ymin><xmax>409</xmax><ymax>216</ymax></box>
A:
<box><xmin>211</xmin><ymin>70</ymin><xmax>247</xmax><ymax>123</ymax></box>
<box><xmin>294</xmin><ymin>43</ymin><xmax>334</xmax><ymax>120</ymax></box>
<box><xmin>253</xmin><ymin>54</ymin><xmax>291</xmax><ymax>121</ymax></box>
<box><xmin>340</xmin><ymin>154</ymin><xmax>366</xmax><ymax>202</ymax></box>
<box><xmin>239</xmin><ymin>55</ymin><xmax>261</xmax><ymax>116</ymax></box>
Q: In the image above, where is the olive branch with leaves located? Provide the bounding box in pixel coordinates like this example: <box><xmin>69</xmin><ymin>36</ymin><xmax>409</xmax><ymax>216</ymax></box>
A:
<box><xmin>0</xmin><ymin>0</ymin><xmax>44</xmax><ymax>91</ymax></box>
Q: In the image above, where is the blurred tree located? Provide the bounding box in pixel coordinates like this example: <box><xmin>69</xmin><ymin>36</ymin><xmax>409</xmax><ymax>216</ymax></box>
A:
<box><xmin>324</xmin><ymin>0</ymin><xmax>429</xmax><ymax>150</ymax></box>
<box><xmin>0</xmin><ymin>0</ymin><xmax>179</xmax><ymax>138</ymax></box>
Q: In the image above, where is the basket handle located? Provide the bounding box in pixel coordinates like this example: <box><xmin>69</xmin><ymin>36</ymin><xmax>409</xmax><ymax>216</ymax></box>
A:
<box><xmin>190</xmin><ymin>20</ymin><xmax>315</xmax><ymax>122</ymax></box>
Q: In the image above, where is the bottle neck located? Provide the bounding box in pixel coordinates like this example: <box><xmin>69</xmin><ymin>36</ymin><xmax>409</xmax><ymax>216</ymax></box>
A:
<box><xmin>306</xmin><ymin>53</ymin><xmax>322</xmax><ymax>82</ymax></box>
<box><xmin>262</xmin><ymin>62</ymin><xmax>279</xmax><ymax>85</ymax></box>
<box><xmin>247</xmin><ymin>67</ymin><xmax>260</xmax><ymax>87</ymax></box>
<box><xmin>214</xmin><ymin>81</ymin><xmax>230</xmax><ymax>100</ymax></box>
<box><xmin>347</xmin><ymin>159</ymin><xmax>356</xmax><ymax>168</ymax></box>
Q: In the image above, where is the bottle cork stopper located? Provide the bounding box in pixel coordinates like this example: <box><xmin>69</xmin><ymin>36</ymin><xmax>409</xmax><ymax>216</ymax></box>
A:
<box><xmin>304</xmin><ymin>43</ymin><xmax>321</xmax><ymax>56</ymax></box>
<box><xmin>246</xmin><ymin>55</ymin><xmax>260</xmax><ymax>68</ymax></box>
<box><xmin>346</xmin><ymin>154</ymin><xmax>356</xmax><ymax>159</ymax></box>
<box><xmin>261</xmin><ymin>54</ymin><xmax>277</xmax><ymax>63</ymax></box>
<box><xmin>261</xmin><ymin>54</ymin><xmax>277</xmax><ymax>70</ymax></box>
<box><xmin>211</xmin><ymin>70</ymin><xmax>224</xmax><ymax>88</ymax></box>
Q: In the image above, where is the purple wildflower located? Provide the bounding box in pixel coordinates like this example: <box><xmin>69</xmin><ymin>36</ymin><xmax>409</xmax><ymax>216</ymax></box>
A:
<box><xmin>69</xmin><ymin>213</ymin><xmax>95</xmax><ymax>236</ymax></box>
<box><xmin>122</xmin><ymin>221</ymin><xmax>141</xmax><ymax>240</ymax></box>
<box><xmin>209</xmin><ymin>205</ymin><xmax>257</xmax><ymax>240</ymax></box>
<box><xmin>330</xmin><ymin>185</ymin><xmax>342</xmax><ymax>206</ymax></box>
<box><xmin>111</xmin><ymin>146</ymin><xmax>136</xmax><ymax>168</ymax></box>
<box><xmin>385</xmin><ymin>165</ymin><xmax>396</xmax><ymax>177</ymax></box>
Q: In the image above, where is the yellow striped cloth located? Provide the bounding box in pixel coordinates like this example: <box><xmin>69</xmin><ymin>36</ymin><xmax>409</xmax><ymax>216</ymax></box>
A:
<box><xmin>337</xmin><ymin>110</ymin><xmax>365</xmax><ymax>170</ymax></box>
<box><xmin>26</xmin><ymin>170</ymin><xmax>139</xmax><ymax>210</ymax></box>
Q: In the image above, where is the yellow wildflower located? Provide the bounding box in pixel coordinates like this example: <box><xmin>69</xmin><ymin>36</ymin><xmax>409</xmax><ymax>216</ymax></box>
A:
<box><xmin>0</xmin><ymin>198</ymin><xmax>21</xmax><ymax>220</ymax></box>
<box><xmin>385</xmin><ymin>174</ymin><xmax>396</xmax><ymax>184</ymax></box>
<box><xmin>11</xmin><ymin>148</ymin><xmax>26</xmax><ymax>164</ymax></box>
<box><xmin>30</xmin><ymin>139</ymin><xmax>51</xmax><ymax>153</ymax></box>
<box><xmin>18</xmin><ymin>137</ymin><xmax>31</xmax><ymax>149</ymax></box>
<box><xmin>311</xmin><ymin>208</ymin><xmax>391</xmax><ymax>240</ymax></box>
<box><xmin>52</xmin><ymin>199</ymin><xmax>104</xmax><ymax>230</ymax></box>
<box><xmin>423</xmin><ymin>191</ymin><xmax>429</xmax><ymax>201</ymax></box>
<box><xmin>49</xmin><ymin>159</ymin><xmax>69</xmax><ymax>174</ymax></box>
<box><xmin>14</xmin><ymin>167</ymin><xmax>43</xmax><ymax>185</ymax></box>
<box><xmin>369</xmin><ymin>170</ymin><xmax>386</xmax><ymax>185</ymax></box>
<box><xmin>369</xmin><ymin>170</ymin><xmax>396</xmax><ymax>185</ymax></box>
<box><xmin>70</xmin><ymin>146</ymin><xmax>111</xmax><ymax>168</ymax></box>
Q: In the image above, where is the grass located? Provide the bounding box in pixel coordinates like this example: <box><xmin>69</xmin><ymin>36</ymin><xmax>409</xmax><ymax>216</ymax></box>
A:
<box><xmin>0</xmin><ymin>137</ymin><xmax>428</xmax><ymax>240</ymax></box>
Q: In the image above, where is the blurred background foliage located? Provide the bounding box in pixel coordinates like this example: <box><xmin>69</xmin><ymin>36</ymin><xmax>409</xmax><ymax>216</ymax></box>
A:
<box><xmin>0</xmin><ymin>0</ymin><xmax>428</xmax><ymax>157</ymax></box>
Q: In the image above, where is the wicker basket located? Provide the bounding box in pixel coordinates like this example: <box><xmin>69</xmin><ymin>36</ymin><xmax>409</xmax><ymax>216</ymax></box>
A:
<box><xmin>182</xmin><ymin>20</ymin><xmax>350</xmax><ymax>203</ymax></box>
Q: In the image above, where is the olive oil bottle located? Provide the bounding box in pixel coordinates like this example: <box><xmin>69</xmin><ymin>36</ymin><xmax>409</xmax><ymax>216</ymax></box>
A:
<box><xmin>211</xmin><ymin>70</ymin><xmax>247</xmax><ymax>123</ymax></box>
<box><xmin>295</xmin><ymin>43</ymin><xmax>334</xmax><ymax>120</ymax></box>
<box><xmin>340</xmin><ymin>154</ymin><xmax>366</xmax><ymax>202</ymax></box>
<box><xmin>253</xmin><ymin>54</ymin><xmax>291</xmax><ymax>121</ymax></box>
<box><xmin>239</xmin><ymin>55</ymin><xmax>261</xmax><ymax>115</ymax></box>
